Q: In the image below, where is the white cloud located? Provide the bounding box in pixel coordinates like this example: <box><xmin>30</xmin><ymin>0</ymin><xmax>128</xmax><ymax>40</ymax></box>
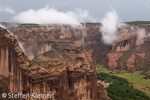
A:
<box><xmin>13</xmin><ymin>6</ymin><xmax>79</xmax><ymax>25</ymax></box>
<box><xmin>13</xmin><ymin>5</ymin><xmax>98</xmax><ymax>25</ymax></box>
<box><xmin>0</xmin><ymin>6</ymin><xmax>15</xmax><ymax>14</ymax></box>
<box><xmin>100</xmin><ymin>9</ymin><xmax>126</xmax><ymax>45</ymax></box>
<box><xmin>67</xmin><ymin>8</ymin><xmax>98</xmax><ymax>22</ymax></box>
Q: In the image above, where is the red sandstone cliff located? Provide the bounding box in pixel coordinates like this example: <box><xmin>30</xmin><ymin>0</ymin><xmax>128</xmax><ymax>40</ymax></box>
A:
<box><xmin>13</xmin><ymin>25</ymin><xmax>85</xmax><ymax>60</ymax></box>
<box><xmin>0</xmin><ymin>27</ymin><xmax>29</xmax><ymax>95</ymax></box>
<box><xmin>24</xmin><ymin>60</ymin><xmax>108</xmax><ymax>100</ymax></box>
<box><xmin>105</xmin><ymin>25</ymin><xmax>150</xmax><ymax>72</ymax></box>
<box><xmin>2</xmin><ymin>23</ymin><xmax>150</xmax><ymax>74</ymax></box>
<box><xmin>0</xmin><ymin>27</ymin><xmax>108</xmax><ymax>100</ymax></box>
<box><xmin>11</xmin><ymin>24</ymin><xmax>94</xmax><ymax>66</ymax></box>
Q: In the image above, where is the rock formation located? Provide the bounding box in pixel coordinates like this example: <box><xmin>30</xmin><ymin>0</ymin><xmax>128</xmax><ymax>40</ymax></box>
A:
<box><xmin>24</xmin><ymin>60</ymin><xmax>108</xmax><ymax>100</ymax></box>
<box><xmin>100</xmin><ymin>24</ymin><xmax>150</xmax><ymax>73</ymax></box>
<box><xmin>0</xmin><ymin>27</ymin><xmax>108</xmax><ymax>100</ymax></box>
<box><xmin>9</xmin><ymin>24</ymin><xmax>94</xmax><ymax>66</ymax></box>
<box><xmin>12</xmin><ymin>24</ymin><xmax>85</xmax><ymax>60</ymax></box>
<box><xmin>0</xmin><ymin>27</ymin><xmax>29</xmax><ymax>93</ymax></box>
<box><xmin>2</xmin><ymin>22</ymin><xmax>150</xmax><ymax>75</ymax></box>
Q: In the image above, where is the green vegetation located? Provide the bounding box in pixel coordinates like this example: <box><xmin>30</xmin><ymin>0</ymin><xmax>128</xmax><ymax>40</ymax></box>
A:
<box><xmin>80</xmin><ymin>64</ymin><xmax>88</xmax><ymax>68</ymax></box>
<box><xmin>97</xmin><ymin>63</ymin><xmax>150</xmax><ymax>88</ymax></box>
<box><xmin>112</xmin><ymin>71</ymin><xmax>150</xmax><ymax>89</ymax></box>
<box><xmin>74</xmin><ymin>68</ymin><xmax>77</xmax><ymax>70</ymax></box>
<box><xmin>97</xmin><ymin>72</ymin><xmax>150</xmax><ymax>100</ymax></box>
<box><xmin>17</xmin><ymin>24</ymin><xmax>40</xmax><ymax>30</ymax></box>
<box><xmin>82</xmin><ymin>21</ymin><xmax>150</xmax><ymax>26</ymax></box>
<box><xmin>61</xmin><ymin>50</ymin><xmax>70</xmax><ymax>59</ymax></box>
<box><xmin>2</xmin><ymin>29</ymin><xmax>9</xmax><ymax>34</ymax></box>
<box><xmin>20</xmin><ymin>23</ymin><xmax>39</xmax><ymax>26</ymax></box>
<box><xmin>98</xmin><ymin>83</ymin><xmax>101</xmax><ymax>85</ymax></box>
<box><xmin>96</xmin><ymin>64</ymin><xmax>110</xmax><ymax>73</ymax></box>
<box><xmin>81</xmin><ymin>23</ymin><xmax>101</xmax><ymax>27</ymax></box>
<box><xmin>125</xmin><ymin>21</ymin><xmax>150</xmax><ymax>25</ymax></box>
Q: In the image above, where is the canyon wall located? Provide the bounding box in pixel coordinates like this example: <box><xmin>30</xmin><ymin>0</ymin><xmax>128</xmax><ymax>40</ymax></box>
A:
<box><xmin>10</xmin><ymin>24</ymin><xmax>150</xmax><ymax>72</ymax></box>
<box><xmin>12</xmin><ymin>24</ymin><xmax>94</xmax><ymax>66</ymax></box>
<box><xmin>24</xmin><ymin>60</ymin><xmax>108</xmax><ymax>100</ymax></box>
<box><xmin>106</xmin><ymin>25</ymin><xmax>150</xmax><ymax>72</ymax></box>
<box><xmin>0</xmin><ymin>27</ymin><xmax>108</xmax><ymax>100</ymax></box>
<box><xmin>1</xmin><ymin>23</ymin><xmax>150</xmax><ymax>99</ymax></box>
<box><xmin>13</xmin><ymin>24</ymin><xmax>85</xmax><ymax>60</ymax></box>
<box><xmin>2</xmin><ymin>23</ymin><xmax>150</xmax><ymax>73</ymax></box>
<box><xmin>0</xmin><ymin>27</ymin><xmax>29</xmax><ymax>93</ymax></box>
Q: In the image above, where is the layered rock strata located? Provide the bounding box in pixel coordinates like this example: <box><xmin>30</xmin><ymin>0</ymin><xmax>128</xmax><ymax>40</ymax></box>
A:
<box><xmin>0</xmin><ymin>27</ymin><xmax>108</xmax><ymax>100</ymax></box>
<box><xmin>0</xmin><ymin>27</ymin><xmax>29</xmax><ymax>93</ymax></box>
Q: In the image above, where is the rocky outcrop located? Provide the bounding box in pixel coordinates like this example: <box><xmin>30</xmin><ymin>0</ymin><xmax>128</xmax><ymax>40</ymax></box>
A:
<box><xmin>13</xmin><ymin>24</ymin><xmax>85</xmax><ymax>60</ymax></box>
<box><xmin>0</xmin><ymin>27</ymin><xmax>108</xmax><ymax>100</ymax></box>
<box><xmin>11</xmin><ymin>24</ymin><xmax>94</xmax><ymax>66</ymax></box>
<box><xmin>106</xmin><ymin>25</ymin><xmax>149</xmax><ymax>71</ymax></box>
<box><xmin>107</xmin><ymin>52</ymin><xmax>124</xmax><ymax>70</ymax></box>
<box><xmin>113</xmin><ymin>34</ymin><xmax>136</xmax><ymax>52</ymax></box>
<box><xmin>65</xmin><ymin>47</ymin><xmax>93</xmax><ymax>66</ymax></box>
<box><xmin>24</xmin><ymin>60</ymin><xmax>108</xmax><ymax>100</ymax></box>
<box><xmin>126</xmin><ymin>54</ymin><xmax>136</xmax><ymax>72</ymax></box>
<box><xmin>2</xmin><ymin>23</ymin><xmax>150</xmax><ymax>74</ymax></box>
<box><xmin>0</xmin><ymin>27</ymin><xmax>29</xmax><ymax>93</ymax></box>
<box><xmin>126</xmin><ymin>53</ymin><xmax>145</xmax><ymax>72</ymax></box>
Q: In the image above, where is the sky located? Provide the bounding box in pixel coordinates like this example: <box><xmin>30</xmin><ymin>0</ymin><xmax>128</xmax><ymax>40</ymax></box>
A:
<box><xmin>0</xmin><ymin>0</ymin><xmax>150</xmax><ymax>23</ymax></box>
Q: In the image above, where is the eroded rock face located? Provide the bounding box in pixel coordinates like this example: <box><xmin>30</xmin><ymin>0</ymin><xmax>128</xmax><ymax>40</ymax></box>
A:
<box><xmin>13</xmin><ymin>24</ymin><xmax>85</xmax><ymax>60</ymax></box>
<box><xmin>65</xmin><ymin>48</ymin><xmax>93</xmax><ymax>66</ymax></box>
<box><xmin>0</xmin><ymin>27</ymin><xmax>29</xmax><ymax>93</ymax></box>
<box><xmin>0</xmin><ymin>27</ymin><xmax>108</xmax><ymax>100</ymax></box>
<box><xmin>24</xmin><ymin>60</ymin><xmax>108</xmax><ymax>100</ymax></box>
<box><xmin>112</xmin><ymin>25</ymin><xmax>148</xmax><ymax>52</ymax></box>
<box><xmin>11</xmin><ymin>24</ymin><xmax>94</xmax><ymax>66</ymax></box>
<box><xmin>107</xmin><ymin>52</ymin><xmax>124</xmax><ymax>70</ymax></box>
<box><xmin>106</xmin><ymin>25</ymin><xmax>150</xmax><ymax>72</ymax></box>
<box><xmin>113</xmin><ymin>34</ymin><xmax>136</xmax><ymax>52</ymax></box>
<box><xmin>11</xmin><ymin>24</ymin><xmax>150</xmax><ymax>73</ymax></box>
<box><xmin>2</xmin><ymin>23</ymin><xmax>150</xmax><ymax>75</ymax></box>
<box><xmin>126</xmin><ymin>53</ymin><xmax>145</xmax><ymax>72</ymax></box>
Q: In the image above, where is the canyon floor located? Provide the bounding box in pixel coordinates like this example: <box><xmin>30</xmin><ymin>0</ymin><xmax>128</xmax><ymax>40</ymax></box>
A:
<box><xmin>96</xmin><ymin>63</ymin><xmax>150</xmax><ymax>97</ymax></box>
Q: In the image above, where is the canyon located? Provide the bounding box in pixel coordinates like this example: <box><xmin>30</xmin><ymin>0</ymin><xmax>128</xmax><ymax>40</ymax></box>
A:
<box><xmin>0</xmin><ymin>26</ymin><xmax>108</xmax><ymax>100</ymax></box>
<box><xmin>2</xmin><ymin>23</ymin><xmax>150</xmax><ymax>74</ymax></box>
<box><xmin>1</xmin><ymin>22</ymin><xmax>150</xmax><ymax>99</ymax></box>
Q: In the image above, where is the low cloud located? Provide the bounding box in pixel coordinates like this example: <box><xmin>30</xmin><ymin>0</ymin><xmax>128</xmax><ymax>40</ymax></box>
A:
<box><xmin>0</xmin><ymin>23</ymin><xmax>25</xmax><ymax>53</ymax></box>
<box><xmin>0</xmin><ymin>6</ymin><xmax>15</xmax><ymax>14</ymax></box>
<box><xmin>13</xmin><ymin>5</ymin><xmax>97</xmax><ymax>25</ymax></box>
<box><xmin>100</xmin><ymin>9</ymin><xmax>127</xmax><ymax>45</ymax></box>
<box><xmin>0</xmin><ymin>24</ymin><xmax>13</xmax><ymax>35</ymax></box>
<box><xmin>67</xmin><ymin>8</ymin><xmax>98</xmax><ymax>23</ymax></box>
<box><xmin>100</xmin><ymin>9</ymin><xmax>119</xmax><ymax>45</ymax></box>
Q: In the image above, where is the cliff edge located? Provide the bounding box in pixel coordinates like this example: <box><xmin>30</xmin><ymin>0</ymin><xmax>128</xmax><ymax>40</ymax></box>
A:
<box><xmin>0</xmin><ymin>27</ymin><xmax>108</xmax><ymax>100</ymax></box>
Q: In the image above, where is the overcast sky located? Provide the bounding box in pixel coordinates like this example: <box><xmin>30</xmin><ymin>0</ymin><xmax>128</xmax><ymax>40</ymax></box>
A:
<box><xmin>0</xmin><ymin>0</ymin><xmax>150</xmax><ymax>23</ymax></box>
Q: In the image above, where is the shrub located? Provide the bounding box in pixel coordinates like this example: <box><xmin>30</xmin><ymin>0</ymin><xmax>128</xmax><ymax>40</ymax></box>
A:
<box><xmin>97</xmin><ymin>72</ymin><xmax>150</xmax><ymax>100</ymax></box>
